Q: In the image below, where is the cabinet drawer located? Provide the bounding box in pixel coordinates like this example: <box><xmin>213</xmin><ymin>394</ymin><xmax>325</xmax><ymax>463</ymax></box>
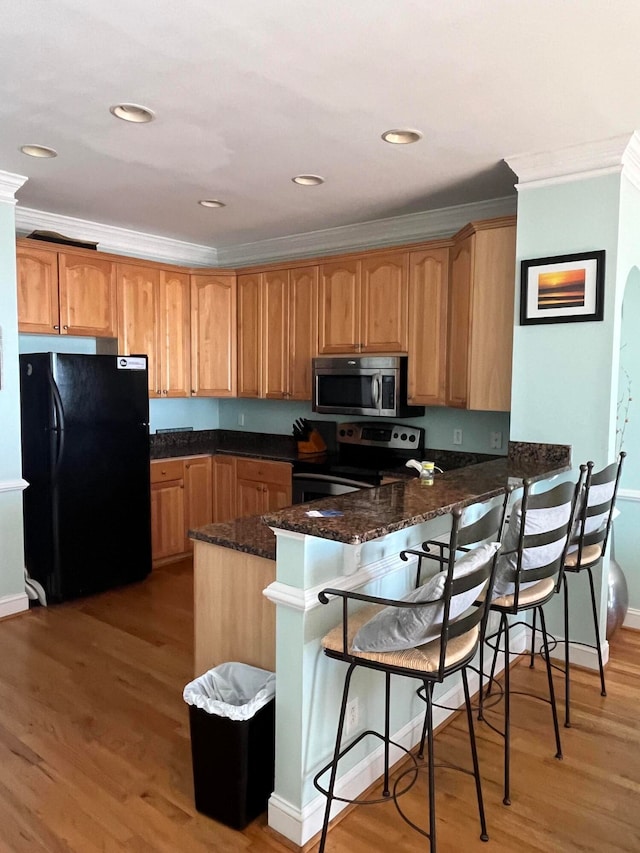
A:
<box><xmin>150</xmin><ymin>458</ymin><xmax>184</xmax><ymax>483</ymax></box>
<box><xmin>235</xmin><ymin>458</ymin><xmax>292</xmax><ymax>486</ymax></box>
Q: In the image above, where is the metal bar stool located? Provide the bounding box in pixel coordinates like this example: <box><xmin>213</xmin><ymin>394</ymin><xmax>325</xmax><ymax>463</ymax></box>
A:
<box><xmin>479</xmin><ymin>471</ymin><xmax>584</xmax><ymax>806</ymax></box>
<box><xmin>557</xmin><ymin>452</ymin><xmax>625</xmax><ymax>727</ymax></box>
<box><xmin>314</xmin><ymin>493</ymin><xmax>508</xmax><ymax>853</ymax></box>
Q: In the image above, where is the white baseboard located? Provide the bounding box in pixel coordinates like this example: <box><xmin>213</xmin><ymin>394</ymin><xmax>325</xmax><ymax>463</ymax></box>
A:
<box><xmin>623</xmin><ymin>607</ymin><xmax>640</xmax><ymax>631</ymax></box>
<box><xmin>0</xmin><ymin>592</ymin><xmax>29</xmax><ymax>619</ymax></box>
<box><xmin>268</xmin><ymin>625</ymin><xmax>527</xmax><ymax>847</ymax></box>
<box><xmin>531</xmin><ymin>629</ymin><xmax>609</xmax><ymax>670</ymax></box>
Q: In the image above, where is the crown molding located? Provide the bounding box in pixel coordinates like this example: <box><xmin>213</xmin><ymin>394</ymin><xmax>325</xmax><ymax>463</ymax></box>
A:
<box><xmin>15</xmin><ymin>206</ymin><xmax>218</xmax><ymax>267</ymax></box>
<box><xmin>621</xmin><ymin>131</ymin><xmax>640</xmax><ymax>193</ymax></box>
<box><xmin>0</xmin><ymin>170</ymin><xmax>28</xmax><ymax>204</ymax></box>
<box><xmin>505</xmin><ymin>133</ymin><xmax>638</xmax><ymax>191</ymax></box>
<box><xmin>216</xmin><ymin>195</ymin><xmax>517</xmax><ymax>267</ymax></box>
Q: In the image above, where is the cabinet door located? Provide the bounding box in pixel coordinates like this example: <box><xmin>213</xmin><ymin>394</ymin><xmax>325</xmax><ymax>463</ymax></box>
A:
<box><xmin>159</xmin><ymin>269</ymin><xmax>191</xmax><ymax>398</ymax></box>
<box><xmin>237</xmin><ymin>273</ymin><xmax>263</xmax><ymax>397</ymax></box>
<box><xmin>318</xmin><ymin>259</ymin><xmax>360</xmax><ymax>353</ymax></box>
<box><xmin>150</xmin><ymin>459</ymin><xmax>186</xmax><ymax>561</ymax></box>
<box><xmin>360</xmin><ymin>251</ymin><xmax>408</xmax><ymax>353</ymax></box>
<box><xmin>117</xmin><ymin>264</ymin><xmax>160</xmax><ymax>396</ymax></box>
<box><xmin>236</xmin><ymin>477</ymin><xmax>268</xmax><ymax>518</ymax></box>
<box><xmin>213</xmin><ymin>455</ymin><xmax>237</xmax><ymax>522</ymax></box>
<box><xmin>262</xmin><ymin>269</ymin><xmax>289</xmax><ymax>399</ymax></box>
<box><xmin>184</xmin><ymin>456</ymin><xmax>213</xmax><ymax>551</ymax></box>
<box><xmin>407</xmin><ymin>248</ymin><xmax>449</xmax><ymax>406</ymax></box>
<box><xmin>446</xmin><ymin>235</ymin><xmax>473</xmax><ymax>408</ymax></box>
<box><xmin>58</xmin><ymin>253</ymin><xmax>117</xmax><ymax>337</ymax></box>
<box><xmin>288</xmin><ymin>266</ymin><xmax>318</xmax><ymax>400</ymax></box>
<box><xmin>16</xmin><ymin>245</ymin><xmax>60</xmax><ymax>334</ymax></box>
<box><xmin>191</xmin><ymin>274</ymin><xmax>237</xmax><ymax>396</ymax></box>
<box><xmin>236</xmin><ymin>458</ymin><xmax>292</xmax><ymax>517</ymax></box>
<box><xmin>467</xmin><ymin>224</ymin><xmax>516</xmax><ymax>412</ymax></box>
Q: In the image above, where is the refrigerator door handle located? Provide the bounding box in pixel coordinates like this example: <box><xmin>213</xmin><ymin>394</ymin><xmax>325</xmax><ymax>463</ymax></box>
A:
<box><xmin>48</xmin><ymin>369</ymin><xmax>66</xmax><ymax>479</ymax></box>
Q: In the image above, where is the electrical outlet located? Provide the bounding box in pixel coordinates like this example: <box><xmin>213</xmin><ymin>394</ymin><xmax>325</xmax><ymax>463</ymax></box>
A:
<box><xmin>345</xmin><ymin>697</ymin><xmax>359</xmax><ymax>735</ymax></box>
<box><xmin>453</xmin><ymin>428</ymin><xmax>463</xmax><ymax>445</ymax></box>
<box><xmin>490</xmin><ymin>431</ymin><xmax>503</xmax><ymax>450</ymax></box>
<box><xmin>238</xmin><ymin>413</ymin><xmax>245</xmax><ymax>426</ymax></box>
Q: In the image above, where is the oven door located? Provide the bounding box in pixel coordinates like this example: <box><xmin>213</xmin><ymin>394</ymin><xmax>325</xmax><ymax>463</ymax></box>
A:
<box><xmin>291</xmin><ymin>473</ymin><xmax>375</xmax><ymax>504</ymax></box>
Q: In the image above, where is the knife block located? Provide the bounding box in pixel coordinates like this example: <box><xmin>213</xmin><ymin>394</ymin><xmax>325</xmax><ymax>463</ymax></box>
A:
<box><xmin>297</xmin><ymin>429</ymin><xmax>327</xmax><ymax>455</ymax></box>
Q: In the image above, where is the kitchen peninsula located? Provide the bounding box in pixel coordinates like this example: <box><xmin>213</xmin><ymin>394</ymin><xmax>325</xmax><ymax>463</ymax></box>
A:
<box><xmin>189</xmin><ymin>441</ymin><xmax>571</xmax><ymax>848</ymax></box>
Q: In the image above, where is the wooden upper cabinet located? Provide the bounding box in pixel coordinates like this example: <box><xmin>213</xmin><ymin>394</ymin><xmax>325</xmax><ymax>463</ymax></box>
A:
<box><xmin>288</xmin><ymin>266</ymin><xmax>318</xmax><ymax>400</ymax></box>
<box><xmin>117</xmin><ymin>264</ymin><xmax>159</xmax><ymax>394</ymax></box>
<box><xmin>446</xmin><ymin>217</ymin><xmax>516</xmax><ymax>411</ymax></box>
<box><xmin>16</xmin><ymin>245</ymin><xmax>59</xmax><ymax>333</ymax></box>
<box><xmin>190</xmin><ymin>273</ymin><xmax>237</xmax><ymax>397</ymax></box>
<box><xmin>262</xmin><ymin>269</ymin><xmax>289</xmax><ymax>399</ymax></box>
<box><xmin>58</xmin><ymin>253</ymin><xmax>117</xmax><ymax>337</ymax></box>
<box><xmin>318</xmin><ymin>251</ymin><xmax>408</xmax><ymax>354</ymax></box>
<box><xmin>17</xmin><ymin>243</ymin><xmax>116</xmax><ymax>337</ymax></box>
<box><xmin>360</xmin><ymin>251</ymin><xmax>408</xmax><ymax>353</ymax></box>
<box><xmin>407</xmin><ymin>247</ymin><xmax>449</xmax><ymax>406</ymax></box>
<box><xmin>318</xmin><ymin>259</ymin><xmax>360</xmax><ymax>353</ymax></box>
<box><xmin>158</xmin><ymin>270</ymin><xmax>191</xmax><ymax>398</ymax></box>
<box><xmin>237</xmin><ymin>273</ymin><xmax>263</xmax><ymax>397</ymax></box>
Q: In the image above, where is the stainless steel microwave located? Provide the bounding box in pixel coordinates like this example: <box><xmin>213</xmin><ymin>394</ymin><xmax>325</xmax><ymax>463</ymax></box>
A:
<box><xmin>312</xmin><ymin>356</ymin><xmax>425</xmax><ymax>418</ymax></box>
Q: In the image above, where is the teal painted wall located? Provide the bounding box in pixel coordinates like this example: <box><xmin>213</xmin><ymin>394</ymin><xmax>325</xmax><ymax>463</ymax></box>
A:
<box><xmin>0</xmin><ymin>200</ymin><xmax>26</xmax><ymax>600</ymax></box>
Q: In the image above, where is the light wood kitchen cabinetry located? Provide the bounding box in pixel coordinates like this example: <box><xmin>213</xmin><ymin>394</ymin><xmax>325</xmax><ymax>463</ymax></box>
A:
<box><xmin>117</xmin><ymin>263</ymin><xmax>190</xmax><ymax>398</ymax></box>
<box><xmin>150</xmin><ymin>455</ymin><xmax>213</xmax><ymax>563</ymax></box>
<box><xmin>190</xmin><ymin>273</ymin><xmax>237</xmax><ymax>397</ymax></box>
<box><xmin>446</xmin><ymin>217</ymin><xmax>516</xmax><ymax>411</ymax></box>
<box><xmin>17</xmin><ymin>241</ymin><xmax>116</xmax><ymax>337</ymax></box>
<box><xmin>150</xmin><ymin>458</ymin><xmax>186</xmax><ymax>563</ymax></box>
<box><xmin>235</xmin><ymin>457</ymin><xmax>292</xmax><ymax>517</ymax></box>
<box><xmin>407</xmin><ymin>247</ymin><xmax>449</xmax><ymax>406</ymax></box>
<box><xmin>213</xmin><ymin>455</ymin><xmax>237</xmax><ymax>522</ymax></box>
<box><xmin>318</xmin><ymin>251</ymin><xmax>408</xmax><ymax>353</ymax></box>
<box><xmin>237</xmin><ymin>272</ymin><xmax>263</xmax><ymax>397</ymax></box>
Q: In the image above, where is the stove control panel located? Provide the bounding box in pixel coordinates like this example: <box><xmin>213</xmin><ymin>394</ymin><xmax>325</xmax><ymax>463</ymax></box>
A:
<box><xmin>337</xmin><ymin>422</ymin><xmax>424</xmax><ymax>450</ymax></box>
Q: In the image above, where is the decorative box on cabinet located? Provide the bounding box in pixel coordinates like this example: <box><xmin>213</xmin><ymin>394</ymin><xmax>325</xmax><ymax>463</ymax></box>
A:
<box><xmin>446</xmin><ymin>217</ymin><xmax>516</xmax><ymax>412</ymax></box>
<box><xmin>17</xmin><ymin>240</ymin><xmax>116</xmax><ymax>337</ymax></box>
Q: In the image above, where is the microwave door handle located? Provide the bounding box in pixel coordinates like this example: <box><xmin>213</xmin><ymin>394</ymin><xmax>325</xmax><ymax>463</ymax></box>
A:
<box><xmin>371</xmin><ymin>374</ymin><xmax>381</xmax><ymax>409</ymax></box>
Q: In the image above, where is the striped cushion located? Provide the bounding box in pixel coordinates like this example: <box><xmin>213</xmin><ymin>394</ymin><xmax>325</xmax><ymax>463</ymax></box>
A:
<box><xmin>322</xmin><ymin>604</ymin><xmax>479</xmax><ymax>672</ymax></box>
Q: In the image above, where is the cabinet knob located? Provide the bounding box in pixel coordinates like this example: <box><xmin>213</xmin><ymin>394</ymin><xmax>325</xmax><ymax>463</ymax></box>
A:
<box><xmin>63</xmin><ymin>325</ymin><xmax>68</xmax><ymax>330</ymax></box>
<box><xmin>53</xmin><ymin>325</ymin><xmax>59</xmax><ymax>330</ymax></box>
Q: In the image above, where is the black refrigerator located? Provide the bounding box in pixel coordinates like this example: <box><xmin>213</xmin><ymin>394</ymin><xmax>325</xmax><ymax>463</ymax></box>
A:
<box><xmin>19</xmin><ymin>352</ymin><xmax>152</xmax><ymax>604</ymax></box>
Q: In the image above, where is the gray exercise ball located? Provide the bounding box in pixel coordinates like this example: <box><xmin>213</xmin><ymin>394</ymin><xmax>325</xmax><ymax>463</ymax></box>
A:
<box><xmin>606</xmin><ymin>558</ymin><xmax>629</xmax><ymax>639</ymax></box>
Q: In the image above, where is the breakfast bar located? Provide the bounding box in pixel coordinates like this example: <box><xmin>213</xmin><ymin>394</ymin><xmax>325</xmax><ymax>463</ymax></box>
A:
<box><xmin>190</xmin><ymin>441</ymin><xmax>571</xmax><ymax>847</ymax></box>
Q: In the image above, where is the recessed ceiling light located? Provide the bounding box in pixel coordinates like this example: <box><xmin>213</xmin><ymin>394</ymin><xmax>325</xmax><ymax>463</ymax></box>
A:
<box><xmin>20</xmin><ymin>144</ymin><xmax>58</xmax><ymax>158</ymax></box>
<box><xmin>198</xmin><ymin>199</ymin><xmax>226</xmax><ymax>208</ymax></box>
<box><xmin>292</xmin><ymin>174</ymin><xmax>325</xmax><ymax>186</ymax></box>
<box><xmin>381</xmin><ymin>129</ymin><xmax>423</xmax><ymax>145</ymax></box>
<box><xmin>109</xmin><ymin>103</ymin><xmax>155</xmax><ymax>123</ymax></box>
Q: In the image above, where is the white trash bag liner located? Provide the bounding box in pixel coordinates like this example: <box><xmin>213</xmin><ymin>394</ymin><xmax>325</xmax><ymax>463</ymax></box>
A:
<box><xmin>183</xmin><ymin>662</ymin><xmax>276</xmax><ymax>722</ymax></box>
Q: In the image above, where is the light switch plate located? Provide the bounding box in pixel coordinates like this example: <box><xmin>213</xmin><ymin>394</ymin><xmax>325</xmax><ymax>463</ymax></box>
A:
<box><xmin>453</xmin><ymin>428</ymin><xmax>463</xmax><ymax>445</ymax></box>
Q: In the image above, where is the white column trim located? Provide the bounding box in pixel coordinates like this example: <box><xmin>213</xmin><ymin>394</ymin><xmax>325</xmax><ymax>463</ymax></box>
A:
<box><xmin>618</xmin><ymin>488</ymin><xmax>640</xmax><ymax>502</ymax></box>
<box><xmin>0</xmin><ymin>170</ymin><xmax>28</xmax><ymax>203</ymax></box>
<box><xmin>0</xmin><ymin>478</ymin><xmax>29</xmax><ymax>494</ymax></box>
<box><xmin>263</xmin><ymin>551</ymin><xmax>417</xmax><ymax>611</ymax></box>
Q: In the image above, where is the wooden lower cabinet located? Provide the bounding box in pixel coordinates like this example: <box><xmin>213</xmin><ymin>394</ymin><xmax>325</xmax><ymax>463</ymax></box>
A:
<box><xmin>150</xmin><ymin>455</ymin><xmax>213</xmax><ymax>564</ymax></box>
<box><xmin>213</xmin><ymin>455</ymin><xmax>237</xmax><ymax>522</ymax></box>
<box><xmin>235</xmin><ymin>457</ymin><xmax>292</xmax><ymax>517</ymax></box>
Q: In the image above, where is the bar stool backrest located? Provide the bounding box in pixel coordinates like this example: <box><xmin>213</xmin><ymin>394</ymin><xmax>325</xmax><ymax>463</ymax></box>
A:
<box><xmin>571</xmin><ymin>451</ymin><xmax>626</xmax><ymax>565</ymax></box>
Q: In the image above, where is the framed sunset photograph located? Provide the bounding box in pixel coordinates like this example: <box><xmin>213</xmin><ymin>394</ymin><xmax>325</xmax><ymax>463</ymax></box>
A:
<box><xmin>520</xmin><ymin>250</ymin><xmax>605</xmax><ymax>325</ymax></box>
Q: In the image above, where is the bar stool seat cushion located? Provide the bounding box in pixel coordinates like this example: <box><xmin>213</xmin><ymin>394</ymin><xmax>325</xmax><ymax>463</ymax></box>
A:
<box><xmin>322</xmin><ymin>603</ymin><xmax>479</xmax><ymax>672</ymax></box>
<box><xmin>564</xmin><ymin>542</ymin><xmax>602</xmax><ymax>568</ymax></box>
<box><xmin>489</xmin><ymin>576</ymin><xmax>555</xmax><ymax>609</ymax></box>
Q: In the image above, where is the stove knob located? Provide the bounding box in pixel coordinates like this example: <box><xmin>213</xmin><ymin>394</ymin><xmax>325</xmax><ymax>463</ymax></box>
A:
<box><xmin>347</xmin><ymin>429</ymin><xmax>354</xmax><ymax>436</ymax></box>
<box><xmin>401</xmin><ymin>432</ymin><xmax>407</xmax><ymax>441</ymax></box>
<box><xmin>393</xmin><ymin>432</ymin><xmax>399</xmax><ymax>439</ymax></box>
<box><xmin>339</xmin><ymin>429</ymin><xmax>346</xmax><ymax>437</ymax></box>
<box><xmin>409</xmin><ymin>434</ymin><xmax>416</xmax><ymax>442</ymax></box>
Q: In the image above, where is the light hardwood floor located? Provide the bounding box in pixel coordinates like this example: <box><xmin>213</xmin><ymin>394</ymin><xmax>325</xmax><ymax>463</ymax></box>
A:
<box><xmin>0</xmin><ymin>558</ymin><xmax>639</xmax><ymax>852</ymax></box>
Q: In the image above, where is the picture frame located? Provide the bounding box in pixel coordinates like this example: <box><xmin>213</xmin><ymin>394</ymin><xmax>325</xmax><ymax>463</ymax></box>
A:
<box><xmin>520</xmin><ymin>250</ymin><xmax>605</xmax><ymax>325</ymax></box>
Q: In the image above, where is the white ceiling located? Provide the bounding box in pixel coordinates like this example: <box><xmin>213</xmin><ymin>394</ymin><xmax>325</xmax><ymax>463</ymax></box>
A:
<box><xmin>2</xmin><ymin>0</ymin><xmax>640</xmax><ymax>252</ymax></box>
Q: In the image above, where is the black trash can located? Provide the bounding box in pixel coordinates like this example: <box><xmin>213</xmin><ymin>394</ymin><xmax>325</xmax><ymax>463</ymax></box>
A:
<box><xmin>183</xmin><ymin>662</ymin><xmax>276</xmax><ymax>830</ymax></box>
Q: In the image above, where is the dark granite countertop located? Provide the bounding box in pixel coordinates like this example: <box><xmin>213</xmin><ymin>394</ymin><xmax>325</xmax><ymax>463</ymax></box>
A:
<box><xmin>189</xmin><ymin>442</ymin><xmax>571</xmax><ymax>554</ymax></box>
<box><xmin>150</xmin><ymin>428</ymin><xmax>301</xmax><ymax>462</ymax></box>
<box><xmin>189</xmin><ymin>515</ymin><xmax>276</xmax><ymax>560</ymax></box>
